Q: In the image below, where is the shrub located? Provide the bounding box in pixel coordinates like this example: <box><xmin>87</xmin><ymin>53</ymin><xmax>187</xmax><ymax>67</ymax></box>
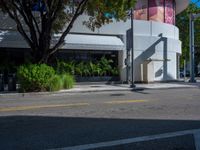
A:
<box><xmin>111</xmin><ymin>67</ymin><xmax>119</xmax><ymax>76</ymax></box>
<box><xmin>17</xmin><ymin>64</ymin><xmax>55</xmax><ymax>92</ymax></box>
<box><xmin>48</xmin><ymin>75</ymin><xmax>63</xmax><ymax>91</ymax></box>
<box><xmin>99</xmin><ymin>57</ymin><xmax>113</xmax><ymax>76</ymax></box>
<box><xmin>56</xmin><ymin>60</ymin><xmax>75</xmax><ymax>75</ymax></box>
<box><xmin>75</xmin><ymin>62</ymin><xmax>84</xmax><ymax>76</ymax></box>
<box><xmin>62</xmin><ymin>74</ymin><xmax>75</xmax><ymax>89</ymax></box>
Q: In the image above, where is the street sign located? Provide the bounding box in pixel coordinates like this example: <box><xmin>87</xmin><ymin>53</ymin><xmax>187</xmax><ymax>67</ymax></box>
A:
<box><xmin>126</xmin><ymin>29</ymin><xmax>132</xmax><ymax>51</ymax></box>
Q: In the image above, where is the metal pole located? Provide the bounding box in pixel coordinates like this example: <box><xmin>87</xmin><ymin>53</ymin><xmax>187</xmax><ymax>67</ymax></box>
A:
<box><xmin>184</xmin><ymin>59</ymin><xmax>186</xmax><ymax>81</ymax></box>
<box><xmin>189</xmin><ymin>14</ymin><xmax>196</xmax><ymax>83</ymax></box>
<box><xmin>130</xmin><ymin>8</ymin><xmax>135</xmax><ymax>88</ymax></box>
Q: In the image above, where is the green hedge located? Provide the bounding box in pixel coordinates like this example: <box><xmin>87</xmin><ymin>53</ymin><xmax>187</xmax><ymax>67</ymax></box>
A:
<box><xmin>17</xmin><ymin>64</ymin><xmax>75</xmax><ymax>92</ymax></box>
<box><xmin>17</xmin><ymin>64</ymin><xmax>55</xmax><ymax>92</ymax></box>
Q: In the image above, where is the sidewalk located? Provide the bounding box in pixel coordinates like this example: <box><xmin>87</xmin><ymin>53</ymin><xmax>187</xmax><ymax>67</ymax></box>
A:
<box><xmin>0</xmin><ymin>80</ymin><xmax>199</xmax><ymax>97</ymax></box>
<box><xmin>64</xmin><ymin>80</ymin><xmax>200</xmax><ymax>93</ymax></box>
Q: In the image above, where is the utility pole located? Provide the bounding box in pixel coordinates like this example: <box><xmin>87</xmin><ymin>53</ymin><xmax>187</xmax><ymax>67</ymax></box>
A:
<box><xmin>130</xmin><ymin>8</ymin><xmax>136</xmax><ymax>88</ymax></box>
<box><xmin>189</xmin><ymin>13</ymin><xmax>200</xmax><ymax>83</ymax></box>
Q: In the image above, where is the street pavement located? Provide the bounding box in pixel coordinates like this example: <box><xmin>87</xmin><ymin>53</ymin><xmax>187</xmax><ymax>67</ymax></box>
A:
<box><xmin>0</xmin><ymin>88</ymin><xmax>200</xmax><ymax>149</ymax></box>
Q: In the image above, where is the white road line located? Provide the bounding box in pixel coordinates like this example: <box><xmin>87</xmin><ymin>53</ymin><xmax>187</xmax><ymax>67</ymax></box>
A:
<box><xmin>49</xmin><ymin>128</ymin><xmax>200</xmax><ymax>150</ymax></box>
<box><xmin>194</xmin><ymin>131</ymin><xmax>200</xmax><ymax>150</ymax></box>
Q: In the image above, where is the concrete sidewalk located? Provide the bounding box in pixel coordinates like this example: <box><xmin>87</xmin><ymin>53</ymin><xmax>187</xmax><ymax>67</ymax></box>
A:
<box><xmin>0</xmin><ymin>80</ymin><xmax>199</xmax><ymax>97</ymax></box>
<box><xmin>64</xmin><ymin>81</ymin><xmax>200</xmax><ymax>93</ymax></box>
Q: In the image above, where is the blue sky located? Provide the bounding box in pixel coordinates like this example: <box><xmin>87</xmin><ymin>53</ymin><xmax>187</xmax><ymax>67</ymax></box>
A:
<box><xmin>191</xmin><ymin>0</ymin><xmax>200</xmax><ymax>6</ymax></box>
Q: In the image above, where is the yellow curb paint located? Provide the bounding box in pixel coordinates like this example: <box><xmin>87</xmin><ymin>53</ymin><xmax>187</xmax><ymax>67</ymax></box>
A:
<box><xmin>104</xmin><ymin>100</ymin><xmax>148</xmax><ymax>104</ymax></box>
<box><xmin>0</xmin><ymin>103</ymin><xmax>90</xmax><ymax>112</ymax></box>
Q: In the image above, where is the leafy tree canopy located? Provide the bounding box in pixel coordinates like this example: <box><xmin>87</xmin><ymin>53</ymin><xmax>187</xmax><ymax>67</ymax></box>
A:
<box><xmin>176</xmin><ymin>2</ymin><xmax>200</xmax><ymax>69</ymax></box>
<box><xmin>0</xmin><ymin>0</ymin><xmax>136</xmax><ymax>63</ymax></box>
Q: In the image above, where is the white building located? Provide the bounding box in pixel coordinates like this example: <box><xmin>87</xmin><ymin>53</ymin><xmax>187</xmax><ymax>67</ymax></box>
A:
<box><xmin>0</xmin><ymin>0</ymin><xmax>189</xmax><ymax>82</ymax></box>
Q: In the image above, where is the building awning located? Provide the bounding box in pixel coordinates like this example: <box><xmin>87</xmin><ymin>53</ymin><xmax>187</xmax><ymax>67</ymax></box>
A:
<box><xmin>60</xmin><ymin>34</ymin><xmax>125</xmax><ymax>51</ymax></box>
<box><xmin>0</xmin><ymin>30</ymin><xmax>29</xmax><ymax>48</ymax></box>
<box><xmin>0</xmin><ymin>31</ymin><xmax>125</xmax><ymax>51</ymax></box>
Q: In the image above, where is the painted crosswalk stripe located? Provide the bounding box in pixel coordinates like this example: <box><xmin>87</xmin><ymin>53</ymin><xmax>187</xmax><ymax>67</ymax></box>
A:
<box><xmin>194</xmin><ymin>131</ymin><xmax>200</xmax><ymax>150</ymax></box>
<box><xmin>49</xmin><ymin>128</ymin><xmax>200</xmax><ymax>150</ymax></box>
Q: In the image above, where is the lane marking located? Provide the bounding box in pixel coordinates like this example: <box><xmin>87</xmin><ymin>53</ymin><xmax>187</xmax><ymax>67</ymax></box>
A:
<box><xmin>0</xmin><ymin>103</ymin><xmax>89</xmax><ymax>112</ymax></box>
<box><xmin>49</xmin><ymin>128</ymin><xmax>200</xmax><ymax>150</ymax></box>
<box><xmin>104</xmin><ymin>100</ymin><xmax>148</xmax><ymax>104</ymax></box>
<box><xmin>0</xmin><ymin>99</ymin><xmax>147</xmax><ymax>112</ymax></box>
<box><xmin>194</xmin><ymin>131</ymin><xmax>200</xmax><ymax>150</ymax></box>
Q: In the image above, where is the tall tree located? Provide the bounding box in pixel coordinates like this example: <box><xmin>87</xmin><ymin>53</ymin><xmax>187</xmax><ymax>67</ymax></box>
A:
<box><xmin>176</xmin><ymin>2</ymin><xmax>200</xmax><ymax>71</ymax></box>
<box><xmin>0</xmin><ymin>0</ymin><xmax>136</xmax><ymax>63</ymax></box>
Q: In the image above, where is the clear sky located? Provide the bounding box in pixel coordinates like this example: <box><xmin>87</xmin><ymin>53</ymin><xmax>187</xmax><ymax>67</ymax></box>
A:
<box><xmin>191</xmin><ymin>0</ymin><xmax>200</xmax><ymax>6</ymax></box>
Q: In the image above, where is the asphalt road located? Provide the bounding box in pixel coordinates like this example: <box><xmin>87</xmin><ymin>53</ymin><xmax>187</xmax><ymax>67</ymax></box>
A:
<box><xmin>0</xmin><ymin>88</ymin><xmax>200</xmax><ymax>150</ymax></box>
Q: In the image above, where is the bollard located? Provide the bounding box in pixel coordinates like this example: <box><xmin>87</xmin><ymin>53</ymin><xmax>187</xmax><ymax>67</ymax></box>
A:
<box><xmin>8</xmin><ymin>74</ymin><xmax>16</xmax><ymax>91</ymax></box>
<box><xmin>0</xmin><ymin>74</ymin><xmax>4</xmax><ymax>91</ymax></box>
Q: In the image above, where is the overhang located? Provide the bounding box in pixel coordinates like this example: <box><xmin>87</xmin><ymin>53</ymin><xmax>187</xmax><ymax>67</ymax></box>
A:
<box><xmin>176</xmin><ymin>0</ymin><xmax>189</xmax><ymax>14</ymax></box>
<box><xmin>59</xmin><ymin>34</ymin><xmax>125</xmax><ymax>51</ymax></box>
<box><xmin>0</xmin><ymin>31</ymin><xmax>125</xmax><ymax>51</ymax></box>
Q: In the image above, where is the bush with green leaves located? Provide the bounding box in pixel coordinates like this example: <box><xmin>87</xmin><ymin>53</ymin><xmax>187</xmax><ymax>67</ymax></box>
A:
<box><xmin>56</xmin><ymin>57</ymin><xmax>119</xmax><ymax>77</ymax></box>
<box><xmin>56</xmin><ymin>60</ymin><xmax>75</xmax><ymax>75</ymax></box>
<box><xmin>48</xmin><ymin>75</ymin><xmax>63</xmax><ymax>91</ymax></box>
<box><xmin>17</xmin><ymin>64</ymin><xmax>55</xmax><ymax>92</ymax></box>
<box><xmin>61</xmin><ymin>74</ymin><xmax>75</xmax><ymax>89</ymax></box>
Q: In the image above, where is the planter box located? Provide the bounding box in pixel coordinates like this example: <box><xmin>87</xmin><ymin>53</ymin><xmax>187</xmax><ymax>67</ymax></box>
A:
<box><xmin>75</xmin><ymin>76</ymin><xmax>119</xmax><ymax>82</ymax></box>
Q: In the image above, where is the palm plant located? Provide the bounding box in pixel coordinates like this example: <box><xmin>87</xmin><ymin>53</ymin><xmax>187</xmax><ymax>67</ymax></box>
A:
<box><xmin>99</xmin><ymin>57</ymin><xmax>113</xmax><ymax>76</ymax></box>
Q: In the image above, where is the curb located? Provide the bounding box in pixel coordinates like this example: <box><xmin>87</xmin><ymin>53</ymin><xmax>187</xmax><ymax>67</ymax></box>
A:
<box><xmin>0</xmin><ymin>85</ymin><xmax>199</xmax><ymax>97</ymax></box>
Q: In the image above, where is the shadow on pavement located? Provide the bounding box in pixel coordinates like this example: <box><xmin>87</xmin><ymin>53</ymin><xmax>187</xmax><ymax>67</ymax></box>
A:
<box><xmin>0</xmin><ymin>116</ymin><xmax>199</xmax><ymax>150</ymax></box>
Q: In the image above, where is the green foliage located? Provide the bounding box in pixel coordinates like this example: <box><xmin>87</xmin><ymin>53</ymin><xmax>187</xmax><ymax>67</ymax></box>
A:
<box><xmin>75</xmin><ymin>62</ymin><xmax>84</xmax><ymax>77</ymax></box>
<box><xmin>111</xmin><ymin>67</ymin><xmax>119</xmax><ymax>76</ymax></box>
<box><xmin>99</xmin><ymin>56</ymin><xmax>113</xmax><ymax>76</ymax></box>
<box><xmin>48</xmin><ymin>75</ymin><xmax>63</xmax><ymax>91</ymax></box>
<box><xmin>61</xmin><ymin>74</ymin><xmax>75</xmax><ymax>89</ymax></box>
<box><xmin>17</xmin><ymin>63</ymin><xmax>76</xmax><ymax>92</ymax></box>
<box><xmin>85</xmin><ymin>0</ymin><xmax>137</xmax><ymax>31</ymax></box>
<box><xmin>0</xmin><ymin>0</ymin><xmax>136</xmax><ymax>63</ymax></box>
<box><xmin>56</xmin><ymin>57</ymin><xmax>119</xmax><ymax>77</ymax></box>
<box><xmin>56</xmin><ymin>60</ymin><xmax>75</xmax><ymax>75</ymax></box>
<box><xmin>176</xmin><ymin>3</ymin><xmax>200</xmax><ymax>67</ymax></box>
<box><xmin>88</xmin><ymin>61</ymin><xmax>102</xmax><ymax>76</ymax></box>
<box><xmin>17</xmin><ymin>64</ymin><xmax>55</xmax><ymax>92</ymax></box>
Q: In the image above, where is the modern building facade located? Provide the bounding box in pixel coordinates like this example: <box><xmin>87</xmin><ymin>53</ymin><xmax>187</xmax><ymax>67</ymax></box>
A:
<box><xmin>0</xmin><ymin>0</ymin><xmax>189</xmax><ymax>82</ymax></box>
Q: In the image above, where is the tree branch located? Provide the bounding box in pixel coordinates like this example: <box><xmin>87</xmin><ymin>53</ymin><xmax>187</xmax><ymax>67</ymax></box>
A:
<box><xmin>50</xmin><ymin>0</ymin><xmax>89</xmax><ymax>55</ymax></box>
<box><xmin>1</xmin><ymin>0</ymin><xmax>34</xmax><ymax>48</ymax></box>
